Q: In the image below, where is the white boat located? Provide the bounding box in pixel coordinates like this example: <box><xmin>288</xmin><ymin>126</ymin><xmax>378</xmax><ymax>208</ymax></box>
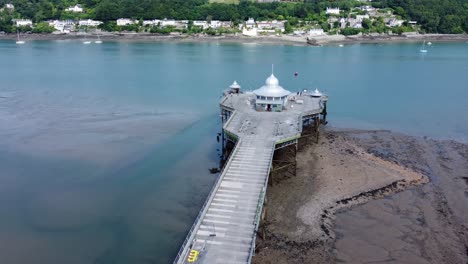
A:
<box><xmin>16</xmin><ymin>31</ymin><xmax>25</xmax><ymax>44</ymax></box>
<box><xmin>83</xmin><ymin>41</ymin><xmax>91</xmax><ymax>44</ymax></box>
<box><xmin>420</xmin><ymin>41</ymin><xmax>428</xmax><ymax>53</ymax></box>
<box><xmin>95</xmin><ymin>35</ymin><xmax>102</xmax><ymax>44</ymax></box>
<box><xmin>427</xmin><ymin>41</ymin><xmax>432</xmax><ymax>46</ymax></box>
<box><xmin>338</xmin><ymin>44</ymin><xmax>344</xmax><ymax>47</ymax></box>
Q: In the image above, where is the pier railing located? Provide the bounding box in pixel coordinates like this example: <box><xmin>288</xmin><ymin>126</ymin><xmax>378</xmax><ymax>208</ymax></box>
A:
<box><xmin>247</xmin><ymin>141</ymin><xmax>276</xmax><ymax>264</ymax></box>
<box><xmin>173</xmin><ymin>137</ymin><xmax>242</xmax><ymax>264</ymax></box>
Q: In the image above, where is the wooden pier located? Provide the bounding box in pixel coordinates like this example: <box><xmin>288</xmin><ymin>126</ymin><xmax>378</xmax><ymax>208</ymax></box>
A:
<box><xmin>174</xmin><ymin>76</ymin><xmax>327</xmax><ymax>264</ymax></box>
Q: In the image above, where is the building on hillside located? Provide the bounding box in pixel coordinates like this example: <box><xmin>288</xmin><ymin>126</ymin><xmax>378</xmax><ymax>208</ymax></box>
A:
<box><xmin>210</xmin><ymin>20</ymin><xmax>222</xmax><ymax>29</ymax></box>
<box><xmin>326</xmin><ymin>7</ymin><xmax>340</xmax><ymax>15</ymax></box>
<box><xmin>253</xmin><ymin>73</ymin><xmax>291</xmax><ymax>112</ymax></box>
<box><xmin>308</xmin><ymin>28</ymin><xmax>325</xmax><ymax>36</ymax></box>
<box><xmin>79</xmin><ymin>19</ymin><xmax>103</xmax><ymax>27</ymax></box>
<box><xmin>160</xmin><ymin>18</ymin><xmax>176</xmax><ymax>27</ymax></box>
<box><xmin>360</xmin><ymin>5</ymin><xmax>375</xmax><ymax>12</ymax></box>
<box><xmin>257</xmin><ymin>20</ymin><xmax>285</xmax><ymax>32</ymax></box>
<box><xmin>116</xmin><ymin>18</ymin><xmax>135</xmax><ymax>26</ymax></box>
<box><xmin>193</xmin><ymin>20</ymin><xmax>208</xmax><ymax>29</ymax></box>
<box><xmin>246</xmin><ymin>18</ymin><xmax>256</xmax><ymax>29</ymax></box>
<box><xmin>386</xmin><ymin>18</ymin><xmax>404</xmax><ymax>27</ymax></box>
<box><xmin>66</xmin><ymin>4</ymin><xmax>83</xmax><ymax>13</ymax></box>
<box><xmin>220</xmin><ymin>21</ymin><xmax>233</xmax><ymax>28</ymax></box>
<box><xmin>5</xmin><ymin>3</ymin><xmax>14</xmax><ymax>9</ymax></box>
<box><xmin>175</xmin><ymin>20</ymin><xmax>188</xmax><ymax>29</ymax></box>
<box><xmin>14</xmin><ymin>19</ymin><xmax>33</xmax><ymax>27</ymax></box>
<box><xmin>339</xmin><ymin>18</ymin><xmax>347</xmax><ymax>28</ymax></box>
<box><xmin>143</xmin><ymin>19</ymin><xmax>161</xmax><ymax>26</ymax></box>
<box><xmin>356</xmin><ymin>14</ymin><xmax>370</xmax><ymax>22</ymax></box>
<box><xmin>48</xmin><ymin>20</ymin><xmax>75</xmax><ymax>32</ymax></box>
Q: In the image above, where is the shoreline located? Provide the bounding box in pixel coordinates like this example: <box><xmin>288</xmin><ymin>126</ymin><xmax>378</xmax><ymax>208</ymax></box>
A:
<box><xmin>252</xmin><ymin>126</ymin><xmax>468</xmax><ymax>264</ymax></box>
<box><xmin>1</xmin><ymin>32</ymin><xmax>468</xmax><ymax>46</ymax></box>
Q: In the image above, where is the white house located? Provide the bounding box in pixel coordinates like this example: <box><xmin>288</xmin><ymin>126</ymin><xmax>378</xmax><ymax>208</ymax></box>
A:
<box><xmin>360</xmin><ymin>5</ymin><xmax>375</xmax><ymax>12</ymax></box>
<box><xmin>116</xmin><ymin>18</ymin><xmax>135</xmax><ymax>26</ymax></box>
<box><xmin>48</xmin><ymin>20</ymin><xmax>75</xmax><ymax>32</ymax></box>
<box><xmin>5</xmin><ymin>3</ymin><xmax>14</xmax><ymax>9</ymax></box>
<box><xmin>246</xmin><ymin>18</ymin><xmax>256</xmax><ymax>29</ymax></box>
<box><xmin>66</xmin><ymin>4</ymin><xmax>83</xmax><ymax>13</ymax></box>
<box><xmin>257</xmin><ymin>20</ymin><xmax>285</xmax><ymax>31</ymax></box>
<box><xmin>339</xmin><ymin>18</ymin><xmax>347</xmax><ymax>28</ymax></box>
<box><xmin>79</xmin><ymin>19</ymin><xmax>102</xmax><ymax>27</ymax></box>
<box><xmin>161</xmin><ymin>18</ymin><xmax>176</xmax><ymax>27</ymax></box>
<box><xmin>293</xmin><ymin>30</ymin><xmax>305</xmax><ymax>35</ymax></box>
<box><xmin>326</xmin><ymin>7</ymin><xmax>340</xmax><ymax>15</ymax></box>
<box><xmin>308</xmin><ymin>28</ymin><xmax>325</xmax><ymax>36</ymax></box>
<box><xmin>356</xmin><ymin>14</ymin><xmax>370</xmax><ymax>22</ymax></box>
<box><xmin>175</xmin><ymin>20</ymin><xmax>189</xmax><ymax>29</ymax></box>
<box><xmin>14</xmin><ymin>19</ymin><xmax>33</xmax><ymax>27</ymax></box>
<box><xmin>193</xmin><ymin>20</ymin><xmax>208</xmax><ymax>29</ymax></box>
<box><xmin>387</xmin><ymin>18</ymin><xmax>404</xmax><ymax>27</ymax></box>
<box><xmin>143</xmin><ymin>19</ymin><xmax>160</xmax><ymax>26</ymax></box>
<box><xmin>210</xmin><ymin>20</ymin><xmax>221</xmax><ymax>29</ymax></box>
<box><xmin>219</xmin><ymin>21</ymin><xmax>233</xmax><ymax>28</ymax></box>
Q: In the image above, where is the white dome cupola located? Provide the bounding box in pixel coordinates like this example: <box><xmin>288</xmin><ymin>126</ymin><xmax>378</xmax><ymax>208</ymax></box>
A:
<box><xmin>265</xmin><ymin>74</ymin><xmax>279</xmax><ymax>86</ymax></box>
<box><xmin>253</xmin><ymin>74</ymin><xmax>291</xmax><ymax>98</ymax></box>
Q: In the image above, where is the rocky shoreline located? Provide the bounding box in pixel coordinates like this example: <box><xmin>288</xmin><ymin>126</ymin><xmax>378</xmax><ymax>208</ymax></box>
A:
<box><xmin>252</xmin><ymin>127</ymin><xmax>468</xmax><ymax>264</ymax></box>
<box><xmin>1</xmin><ymin>32</ymin><xmax>467</xmax><ymax>46</ymax></box>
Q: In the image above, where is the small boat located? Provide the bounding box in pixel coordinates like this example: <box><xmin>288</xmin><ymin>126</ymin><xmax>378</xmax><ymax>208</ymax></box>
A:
<box><xmin>427</xmin><ymin>41</ymin><xmax>432</xmax><ymax>46</ymax></box>
<box><xmin>83</xmin><ymin>41</ymin><xmax>91</xmax><ymax>45</ymax></box>
<box><xmin>16</xmin><ymin>30</ymin><xmax>25</xmax><ymax>44</ymax></box>
<box><xmin>338</xmin><ymin>44</ymin><xmax>344</xmax><ymax>47</ymax></box>
<box><xmin>420</xmin><ymin>41</ymin><xmax>428</xmax><ymax>53</ymax></box>
<box><xmin>95</xmin><ymin>35</ymin><xmax>102</xmax><ymax>44</ymax></box>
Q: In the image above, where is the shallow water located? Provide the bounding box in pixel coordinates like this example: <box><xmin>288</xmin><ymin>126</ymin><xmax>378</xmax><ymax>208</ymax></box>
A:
<box><xmin>0</xmin><ymin>40</ymin><xmax>467</xmax><ymax>263</ymax></box>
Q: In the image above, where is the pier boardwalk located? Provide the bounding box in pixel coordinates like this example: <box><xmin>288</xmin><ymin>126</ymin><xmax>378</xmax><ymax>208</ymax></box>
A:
<box><xmin>174</xmin><ymin>74</ymin><xmax>327</xmax><ymax>264</ymax></box>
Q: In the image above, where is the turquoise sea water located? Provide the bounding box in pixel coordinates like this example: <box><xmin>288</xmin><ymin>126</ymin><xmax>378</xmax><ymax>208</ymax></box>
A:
<box><xmin>0</xmin><ymin>40</ymin><xmax>467</xmax><ymax>263</ymax></box>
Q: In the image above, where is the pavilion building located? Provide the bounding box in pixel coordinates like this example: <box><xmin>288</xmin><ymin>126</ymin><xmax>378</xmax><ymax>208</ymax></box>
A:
<box><xmin>253</xmin><ymin>74</ymin><xmax>291</xmax><ymax>112</ymax></box>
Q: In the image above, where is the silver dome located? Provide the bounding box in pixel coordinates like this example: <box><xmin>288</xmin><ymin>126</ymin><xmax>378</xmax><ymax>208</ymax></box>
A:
<box><xmin>253</xmin><ymin>74</ymin><xmax>291</xmax><ymax>98</ymax></box>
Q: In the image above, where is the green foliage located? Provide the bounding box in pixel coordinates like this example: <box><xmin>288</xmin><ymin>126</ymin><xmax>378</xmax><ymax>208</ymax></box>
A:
<box><xmin>284</xmin><ymin>21</ymin><xmax>292</xmax><ymax>33</ymax></box>
<box><xmin>0</xmin><ymin>11</ymin><xmax>14</xmax><ymax>33</ymax></box>
<box><xmin>16</xmin><ymin>25</ymin><xmax>32</xmax><ymax>33</ymax></box>
<box><xmin>377</xmin><ymin>0</ymin><xmax>467</xmax><ymax>34</ymax></box>
<box><xmin>32</xmin><ymin>21</ymin><xmax>55</xmax><ymax>33</ymax></box>
<box><xmin>362</xmin><ymin>18</ymin><xmax>372</xmax><ymax>29</ymax></box>
<box><xmin>320</xmin><ymin>21</ymin><xmax>329</xmax><ymax>32</ymax></box>
<box><xmin>1</xmin><ymin>0</ymin><xmax>466</xmax><ymax>34</ymax></box>
<box><xmin>341</xmin><ymin>27</ymin><xmax>360</xmax><ymax>35</ymax></box>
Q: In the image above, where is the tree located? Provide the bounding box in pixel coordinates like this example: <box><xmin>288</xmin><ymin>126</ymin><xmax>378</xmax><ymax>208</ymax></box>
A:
<box><xmin>362</xmin><ymin>18</ymin><xmax>372</xmax><ymax>30</ymax></box>
<box><xmin>284</xmin><ymin>20</ymin><xmax>293</xmax><ymax>33</ymax></box>
<box><xmin>341</xmin><ymin>27</ymin><xmax>360</xmax><ymax>35</ymax></box>
<box><xmin>439</xmin><ymin>15</ymin><xmax>462</xmax><ymax>34</ymax></box>
<box><xmin>95</xmin><ymin>0</ymin><xmax>121</xmax><ymax>21</ymax></box>
<box><xmin>32</xmin><ymin>21</ymin><xmax>55</xmax><ymax>33</ymax></box>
